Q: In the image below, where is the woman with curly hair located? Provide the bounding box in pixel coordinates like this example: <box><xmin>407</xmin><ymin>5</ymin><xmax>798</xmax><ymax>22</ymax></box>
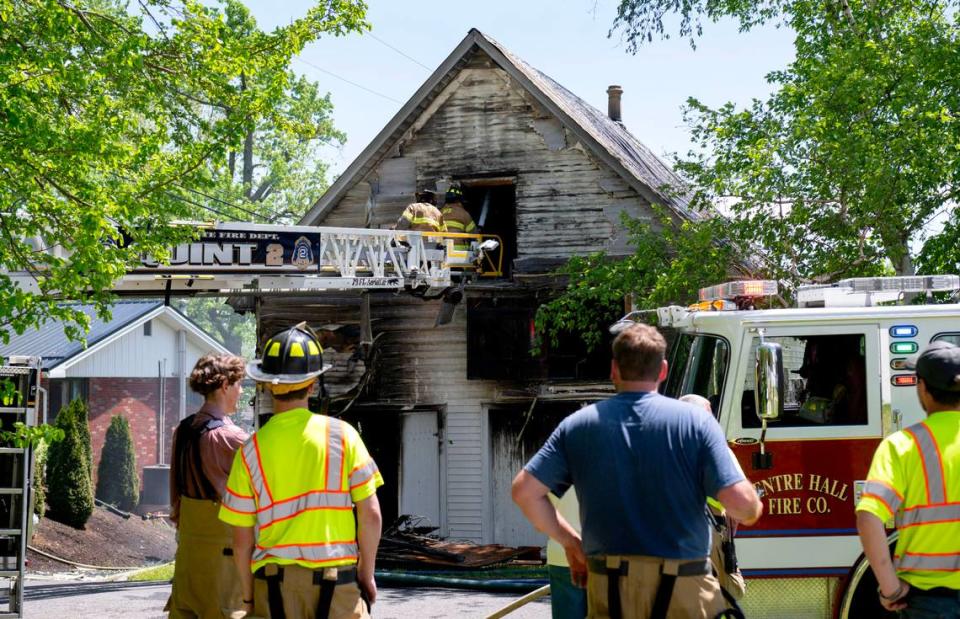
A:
<box><xmin>167</xmin><ymin>353</ymin><xmax>249</xmax><ymax>619</ymax></box>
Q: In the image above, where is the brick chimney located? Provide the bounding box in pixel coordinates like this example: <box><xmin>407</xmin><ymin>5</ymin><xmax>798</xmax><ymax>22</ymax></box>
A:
<box><xmin>607</xmin><ymin>85</ymin><xmax>623</xmax><ymax>122</ymax></box>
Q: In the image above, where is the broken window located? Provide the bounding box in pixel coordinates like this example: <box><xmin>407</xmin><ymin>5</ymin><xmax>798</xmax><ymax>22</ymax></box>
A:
<box><xmin>460</xmin><ymin>182</ymin><xmax>516</xmax><ymax>277</ymax></box>
<box><xmin>466</xmin><ymin>299</ymin><xmax>614</xmax><ymax>381</ymax></box>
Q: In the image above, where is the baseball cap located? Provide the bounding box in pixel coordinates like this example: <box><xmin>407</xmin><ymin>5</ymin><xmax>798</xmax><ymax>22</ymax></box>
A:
<box><xmin>906</xmin><ymin>341</ymin><xmax>960</xmax><ymax>391</ymax></box>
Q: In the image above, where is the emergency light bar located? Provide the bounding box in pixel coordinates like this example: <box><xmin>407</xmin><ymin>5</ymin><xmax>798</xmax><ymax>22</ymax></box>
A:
<box><xmin>837</xmin><ymin>275</ymin><xmax>960</xmax><ymax>294</ymax></box>
<box><xmin>698</xmin><ymin>280</ymin><xmax>778</xmax><ymax>302</ymax></box>
<box><xmin>797</xmin><ymin>274</ymin><xmax>960</xmax><ymax>307</ymax></box>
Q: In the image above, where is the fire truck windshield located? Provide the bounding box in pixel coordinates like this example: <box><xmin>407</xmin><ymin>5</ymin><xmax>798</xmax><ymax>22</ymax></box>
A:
<box><xmin>662</xmin><ymin>334</ymin><xmax>729</xmax><ymax>418</ymax></box>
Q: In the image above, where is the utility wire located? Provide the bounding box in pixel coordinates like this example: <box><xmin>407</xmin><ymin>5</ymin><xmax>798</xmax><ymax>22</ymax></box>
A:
<box><xmin>369</xmin><ymin>33</ymin><xmax>432</xmax><ymax>71</ymax></box>
<box><xmin>294</xmin><ymin>57</ymin><xmax>403</xmax><ymax>104</ymax></box>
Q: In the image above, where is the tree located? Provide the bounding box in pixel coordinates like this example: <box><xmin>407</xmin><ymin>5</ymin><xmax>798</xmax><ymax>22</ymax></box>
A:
<box><xmin>608</xmin><ymin>0</ymin><xmax>960</xmax><ymax>283</ymax></box>
<box><xmin>95</xmin><ymin>416</ymin><xmax>139</xmax><ymax>512</ymax></box>
<box><xmin>0</xmin><ymin>0</ymin><xmax>368</xmax><ymax>344</ymax></box>
<box><xmin>45</xmin><ymin>399</ymin><xmax>94</xmax><ymax>528</ymax></box>
<box><xmin>535</xmin><ymin>207</ymin><xmax>747</xmax><ymax>351</ymax></box>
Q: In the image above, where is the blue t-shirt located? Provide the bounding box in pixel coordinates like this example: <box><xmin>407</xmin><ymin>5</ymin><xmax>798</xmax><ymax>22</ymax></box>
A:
<box><xmin>524</xmin><ymin>391</ymin><xmax>744</xmax><ymax>559</ymax></box>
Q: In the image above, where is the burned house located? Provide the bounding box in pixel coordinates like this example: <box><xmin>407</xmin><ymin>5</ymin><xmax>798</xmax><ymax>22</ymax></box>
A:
<box><xmin>254</xmin><ymin>29</ymin><xmax>694</xmax><ymax>547</ymax></box>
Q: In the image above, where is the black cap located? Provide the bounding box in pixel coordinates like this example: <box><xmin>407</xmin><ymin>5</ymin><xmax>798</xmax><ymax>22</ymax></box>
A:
<box><xmin>906</xmin><ymin>341</ymin><xmax>960</xmax><ymax>391</ymax></box>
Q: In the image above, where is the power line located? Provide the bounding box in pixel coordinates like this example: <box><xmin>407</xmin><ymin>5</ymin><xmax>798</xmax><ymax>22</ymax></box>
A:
<box><xmin>369</xmin><ymin>33</ymin><xmax>432</xmax><ymax>71</ymax></box>
<box><xmin>294</xmin><ymin>57</ymin><xmax>403</xmax><ymax>104</ymax></box>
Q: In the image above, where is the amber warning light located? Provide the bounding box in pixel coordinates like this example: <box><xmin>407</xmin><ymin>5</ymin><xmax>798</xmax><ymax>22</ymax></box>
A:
<box><xmin>699</xmin><ymin>280</ymin><xmax>778</xmax><ymax>303</ymax></box>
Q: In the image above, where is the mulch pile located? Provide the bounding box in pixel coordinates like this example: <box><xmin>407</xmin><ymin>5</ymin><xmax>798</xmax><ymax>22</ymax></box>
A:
<box><xmin>27</xmin><ymin>507</ymin><xmax>176</xmax><ymax>573</ymax></box>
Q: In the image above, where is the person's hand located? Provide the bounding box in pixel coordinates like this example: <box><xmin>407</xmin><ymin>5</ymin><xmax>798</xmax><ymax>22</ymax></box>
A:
<box><xmin>358</xmin><ymin>569</ymin><xmax>377</xmax><ymax>606</ymax></box>
<box><xmin>725</xmin><ymin>513</ymin><xmax>740</xmax><ymax>536</ymax></box>
<box><xmin>878</xmin><ymin>579</ymin><xmax>910</xmax><ymax>612</ymax></box>
<box><xmin>564</xmin><ymin>539</ymin><xmax>588</xmax><ymax>588</ymax></box>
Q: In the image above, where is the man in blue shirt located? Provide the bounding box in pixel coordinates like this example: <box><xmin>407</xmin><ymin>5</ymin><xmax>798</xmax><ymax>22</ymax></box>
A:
<box><xmin>513</xmin><ymin>323</ymin><xmax>762</xmax><ymax>619</ymax></box>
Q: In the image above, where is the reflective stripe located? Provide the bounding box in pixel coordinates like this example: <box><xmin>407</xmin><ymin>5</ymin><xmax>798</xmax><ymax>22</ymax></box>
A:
<box><xmin>863</xmin><ymin>480</ymin><xmax>903</xmax><ymax>514</ymax></box>
<box><xmin>897</xmin><ymin>503</ymin><xmax>960</xmax><ymax>528</ymax></box>
<box><xmin>258</xmin><ymin>491</ymin><xmax>353</xmax><ymax>529</ymax></box>
<box><xmin>906</xmin><ymin>423</ymin><xmax>946</xmax><ymax>504</ymax></box>
<box><xmin>349</xmin><ymin>459</ymin><xmax>380</xmax><ymax>490</ymax></box>
<box><xmin>406</xmin><ymin>216</ymin><xmax>441</xmax><ymax>226</ymax></box>
<box><xmin>326</xmin><ymin>419</ymin><xmax>344</xmax><ymax>491</ymax></box>
<box><xmin>896</xmin><ymin>552</ymin><xmax>960</xmax><ymax>572</ymax></box>
<box><xmin>222</xmin><ymin>488</ymin><xmax>258</xmax><ymax>515</ymax></box>
<box><xmin>253</xmin><ymin>541</ymin><xmax>358</xmax><ymax>564</ymax></box>
<box><xmin>242</xmin><ymin>438</ymin><xmax>272</xmax><ymax>508</ymax></box>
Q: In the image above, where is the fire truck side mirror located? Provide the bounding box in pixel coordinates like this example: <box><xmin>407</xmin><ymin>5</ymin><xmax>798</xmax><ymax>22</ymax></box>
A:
<box><xmin>755</xmin><ymin>342</ymin><xmax>785</xmax><ymax>422</ymax></box>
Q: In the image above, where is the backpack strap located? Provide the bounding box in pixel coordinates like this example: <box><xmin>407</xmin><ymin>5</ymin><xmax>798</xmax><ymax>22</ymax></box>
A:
<box><xmin>173</xmin><ymin>414</ymin><xmax>222</xmax><ymax>500</ymax></box>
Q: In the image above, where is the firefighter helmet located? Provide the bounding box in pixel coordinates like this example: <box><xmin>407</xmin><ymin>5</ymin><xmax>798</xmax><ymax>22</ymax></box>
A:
<box><xmin>247</xmin><ymin>322</ymin><xmax>331</xmax><ymax>391</ymax></box>
<box><xmin>445</xmin><ymin>184</ymin><xmax>464</xmax><ymax>203</ymax></box>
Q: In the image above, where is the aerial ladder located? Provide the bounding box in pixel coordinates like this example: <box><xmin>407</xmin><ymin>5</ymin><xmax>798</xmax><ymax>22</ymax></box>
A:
<box><xmin>9</xmin><ymin>222</ymin><xmax>503</xmax><ymax>298</ymax></box>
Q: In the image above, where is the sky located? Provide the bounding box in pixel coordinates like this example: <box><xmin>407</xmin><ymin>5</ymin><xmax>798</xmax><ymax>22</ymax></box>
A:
<box><xmin>243</xmin><ymin>0</ymin><xmax>796</xmax><ymax>178</ymax></box>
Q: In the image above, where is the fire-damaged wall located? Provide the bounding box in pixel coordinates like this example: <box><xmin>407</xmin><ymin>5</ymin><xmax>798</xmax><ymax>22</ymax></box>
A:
<box><xmin>320</xmin><ymin>49</ymin><xmax>649</xmax><ymax>266</ymax></box>
<box><xmin>489</xmin><ymin>402</ymin><xmax>584</xmax><ymax>547</ymax></box>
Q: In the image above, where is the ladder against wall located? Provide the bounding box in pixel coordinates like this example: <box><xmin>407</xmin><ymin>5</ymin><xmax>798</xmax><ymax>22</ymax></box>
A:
<box><xmin>0</xmin><ymin>357</ymin><xmax>40</xmax><ymax>618</ymax></box>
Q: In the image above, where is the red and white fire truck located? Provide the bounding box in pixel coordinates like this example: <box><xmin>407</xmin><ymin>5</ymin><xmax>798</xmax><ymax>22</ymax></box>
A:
<box><xmin>650</xmin><ymin>275</ymin><xmax>960</xmax><ymax>619</ymax></box>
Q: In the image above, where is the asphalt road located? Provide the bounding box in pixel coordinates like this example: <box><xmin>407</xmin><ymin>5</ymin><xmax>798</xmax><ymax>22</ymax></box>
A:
<box><xmin>22</xmin><ymin>580</ymin><xmax>553</xmax><ymax>619</ymax></box>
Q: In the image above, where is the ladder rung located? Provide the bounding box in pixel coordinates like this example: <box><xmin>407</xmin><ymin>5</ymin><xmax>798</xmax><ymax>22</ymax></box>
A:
<box><xmin>0</xmin><ymin>571</ymin><xmax>19</xmax><ymax>577</ymax></box>
<box><xmin>0</xmin><ymin>490</ymin><xmax>22</xmax><ymax>495</ymax></box>
<box><xmin>0</xmin><ymin>530</ymin><xmax>21</xmax><ymax>536</ymax></box>
<box><xmin>0</xmin><ymin>449</ymin><xmax>24</xmax><ymax>456</ymax></box>
<box><xmin>0</xmin><ymin>408</ymin><xmax>28</xmax><ymax>415</ymax></box>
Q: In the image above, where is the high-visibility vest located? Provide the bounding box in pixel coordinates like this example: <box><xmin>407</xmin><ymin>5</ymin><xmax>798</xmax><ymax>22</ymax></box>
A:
<box><xmin>219</xmin><ymin>409</ymin><xmax>383</xmax><ymax>573</ymax></box>
<box><xmin>856</xmin><ymin>410</ymin><xmax>960</xmax><ymax>590</ymax></box>
<box><xmin>395</xmin><ymin>202</ymin><xmax>444</xmax><ymax>233</ymax></box>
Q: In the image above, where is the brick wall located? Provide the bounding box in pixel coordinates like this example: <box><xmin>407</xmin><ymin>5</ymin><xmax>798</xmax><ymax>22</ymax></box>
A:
<box><xmin>87</xmin><ymin>377</ymin><xmax>202</xmax><ymax>484</ymax></box>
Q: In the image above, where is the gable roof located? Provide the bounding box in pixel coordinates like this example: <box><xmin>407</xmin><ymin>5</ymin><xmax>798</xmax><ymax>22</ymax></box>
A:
<box><xmin>302</xmin><ymin>28</ymin><xmax>695</xmax><ymax>226</ymax></box>
<box><xmin>0</xmin><ymin>300</ymin><xmax>229</xmax><ymax>372</ymax></box>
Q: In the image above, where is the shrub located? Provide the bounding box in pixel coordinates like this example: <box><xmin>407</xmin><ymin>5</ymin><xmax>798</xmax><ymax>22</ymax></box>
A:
<box><xmin>45</xmin><ymin>400</ymin><xmax>94</xmax><ymax>529</ymax></box>
<box><xmin>71</xmin><ymin>399</ymin><xmax>93</xmax><ymax>478</ymax></box>
<box><xmin>95</xmin><ymin>416</ymin><xmax>139</xmax><ymax>511</ymax></box>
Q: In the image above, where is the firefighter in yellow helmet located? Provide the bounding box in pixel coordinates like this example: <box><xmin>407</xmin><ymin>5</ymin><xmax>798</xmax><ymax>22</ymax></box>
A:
<box><xmin>441</xmin><ymin>185</ymin><xmax>477</xmax><ymax>252</ymax></box>
<box><xmin>219</xmin><ymin>323</ymin><xmax>384</xmax><ymax>619</ymax></box>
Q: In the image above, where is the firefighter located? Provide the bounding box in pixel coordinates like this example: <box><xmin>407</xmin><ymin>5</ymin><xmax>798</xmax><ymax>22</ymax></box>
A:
<box><xmin>440</xmin><ymin>185</ymin><xmax>476</xmax><ymax>252</ymax></box>
<box><xmin>394</xmin><ymin>200</ymin><xmax>444</xmax><ymax>233</ymax></box>
<box><xmin>856</xmin><ymin>341</ymin><xmax>960</xmax><ymax>616</ymax></box>
<box><xmin>219</xmin><ymin>323</ymin><xmax>383</xmax><ymax>619</ymax></box>
<box><xmin>512</xmin><ymin>324</ymin><xmax>762</xmax><ymax>619</ymax></box>
<box><xmin>167</xmin><ymin>353</ymin><xmax>249</xmax><ymax>619</ymax></box>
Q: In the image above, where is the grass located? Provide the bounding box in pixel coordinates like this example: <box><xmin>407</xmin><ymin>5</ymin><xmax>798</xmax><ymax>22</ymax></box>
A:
<box><xmin>126</xmin><ymin>562</ymin><xmax>174</xmax><ymax>582</ymax></box>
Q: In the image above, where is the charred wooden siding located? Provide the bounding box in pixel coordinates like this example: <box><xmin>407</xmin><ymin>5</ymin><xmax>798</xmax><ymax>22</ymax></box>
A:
<box><xmin>316</xmin><ymin>49</ymin><xmax>652</xmax><ymax>264</ymax></box>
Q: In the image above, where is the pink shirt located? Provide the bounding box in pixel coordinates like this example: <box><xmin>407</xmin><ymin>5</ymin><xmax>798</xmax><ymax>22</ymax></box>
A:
<box><xmin>169</xmin><ymin>407</ymin><xmax>248</xmax><ymax>524</ymax></box>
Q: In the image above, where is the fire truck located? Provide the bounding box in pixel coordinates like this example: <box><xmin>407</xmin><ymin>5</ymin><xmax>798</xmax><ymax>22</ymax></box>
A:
<box><xmin>643</xmin><ymin>275</ymin><xmax>960</xmax><ymax>618</ymax></box>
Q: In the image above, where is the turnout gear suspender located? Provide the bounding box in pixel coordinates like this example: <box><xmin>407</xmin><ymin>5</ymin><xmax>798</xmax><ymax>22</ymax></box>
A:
<box><xmin>174</xmin><ymin>415</ymin><xmax>225</xmax><ymax>500</ymax></box>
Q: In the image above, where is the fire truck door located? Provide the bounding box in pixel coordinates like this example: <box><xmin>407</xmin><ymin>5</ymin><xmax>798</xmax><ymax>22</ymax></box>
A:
<box><xmin>727</xmin><ymin>323</ymin><xmax>883</xmax><ymax>574</ymax></box>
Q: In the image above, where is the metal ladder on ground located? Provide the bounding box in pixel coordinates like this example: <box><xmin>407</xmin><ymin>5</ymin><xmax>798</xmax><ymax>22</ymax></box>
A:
<box><xmin>0</xmin><ymin>357</ymin><xmax>40</xmax><ymax>618</ymax></box>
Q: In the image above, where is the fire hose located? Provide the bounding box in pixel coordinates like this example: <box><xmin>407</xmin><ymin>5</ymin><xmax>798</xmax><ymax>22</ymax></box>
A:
<box><xmin>484</xmin><ymin>584</ymin><xmax>551</xmax><ymax>619</ymax></box>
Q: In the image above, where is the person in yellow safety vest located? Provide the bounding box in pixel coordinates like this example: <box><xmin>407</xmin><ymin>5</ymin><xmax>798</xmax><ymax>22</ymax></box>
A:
<box><xmin>219</xmin><ymin>322</ymin><xmax>384</xmax><ymax>619</ymax></box>
<box><xmin>166</xmin><ymin>353</ymin><xmax>249</xmax><ymax>619</ymax></box>
<box><xmin>856</xmin><ymin>341</ymin><xmax>960</xmax><ymax>617</ymax></box>
<box><xmin>440</xmin><ymin>185</ymin><xmax>476</xmax><ymax>252</ymax></box>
